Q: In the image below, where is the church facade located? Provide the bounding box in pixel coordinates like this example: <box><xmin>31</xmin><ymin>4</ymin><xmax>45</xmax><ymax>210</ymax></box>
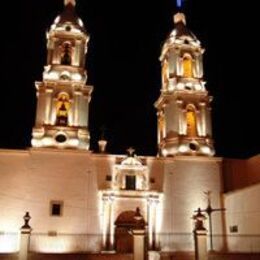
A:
<box><xmin>0</xmin><ymin>0</ymin><xmax>259</xmax><ymax>256</ymax></box>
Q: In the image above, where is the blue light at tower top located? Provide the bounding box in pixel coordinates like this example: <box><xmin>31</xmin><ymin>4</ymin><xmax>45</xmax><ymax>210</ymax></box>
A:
<box><xmin>177</xmin><ymin>0</ymin><xmax>183</xmax><ymax>8</ymax></box>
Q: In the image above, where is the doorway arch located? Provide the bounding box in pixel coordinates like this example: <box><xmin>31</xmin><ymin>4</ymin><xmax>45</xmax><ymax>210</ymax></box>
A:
<box><xmin>114</xmin><ymin>210</ymin><xmax>146</xmax><ymax>253</ymax></box>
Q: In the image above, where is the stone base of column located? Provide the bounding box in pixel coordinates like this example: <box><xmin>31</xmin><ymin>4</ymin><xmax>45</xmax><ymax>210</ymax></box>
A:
<box><xmin>101</xmin><ymin>250</ymin><xmax>116</xmax><ymax>254</ymax></box>
<box><xmin>19</xmin><ymin>228</ymin><xmax>32</xmax><ymax>260</ymax></box>
<box><xmin>194</xmin><ymin>230</ymin><xmax>208</xmax><ymax>260</ymax></box>
<box><xmin>148</xmin><ymin>250</ymin><xmax>161</xmax><ymax>260</ymax></box>
<box><xmin>132</xmin><ymin>229</ymin><xmax>146</xmax><ymax>260</ymax></box>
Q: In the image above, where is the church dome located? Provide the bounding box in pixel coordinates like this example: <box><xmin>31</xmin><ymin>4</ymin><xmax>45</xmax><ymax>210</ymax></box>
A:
<box><xmin>51</xmin><ymin>0</ymin><xmax>86</xmax><ymax>34</ymax></box>
<box><xmin>161</xmin><ymin>13</ymin><xmax>201</xmax><ymax>59</ymax></box>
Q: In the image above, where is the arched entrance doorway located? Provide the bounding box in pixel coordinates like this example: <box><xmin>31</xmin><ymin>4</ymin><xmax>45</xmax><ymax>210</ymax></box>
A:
<box><xmin>114</xmin><ymin>210</ymin><xmax>146</xmax><ymax>253</ymax></box>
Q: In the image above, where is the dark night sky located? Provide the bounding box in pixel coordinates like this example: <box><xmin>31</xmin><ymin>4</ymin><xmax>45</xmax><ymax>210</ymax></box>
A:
<box><xmin>1</xmin><ymin>0</ymin><xmax>259</xmax><ymax>158</ymax></box>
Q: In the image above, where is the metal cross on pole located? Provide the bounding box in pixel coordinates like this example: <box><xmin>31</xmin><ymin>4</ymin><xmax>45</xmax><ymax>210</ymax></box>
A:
<box><xmin>195</xmin><ymin>191</ymin><xmax>226</xmax><ymax>251</ymax></box>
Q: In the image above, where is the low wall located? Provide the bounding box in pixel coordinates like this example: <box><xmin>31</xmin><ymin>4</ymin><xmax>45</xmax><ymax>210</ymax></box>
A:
<box><xmin>208</xmin><ymin>252</ymin><xmax>260</xmax><ymax>260</ymax></box>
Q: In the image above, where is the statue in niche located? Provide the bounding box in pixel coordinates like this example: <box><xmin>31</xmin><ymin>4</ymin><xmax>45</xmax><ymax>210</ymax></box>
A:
<box><xmin>56</xmin><ymin>93</ymin><xmax>70</xmax><ymax>126</ymax></box>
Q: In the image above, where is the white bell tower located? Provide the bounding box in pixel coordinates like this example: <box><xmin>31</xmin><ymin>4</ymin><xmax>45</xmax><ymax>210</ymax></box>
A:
<box><xmin>31</xmin><ymin>0</ymin><xmax>93</xmax><ymax>150</ymax></box>
<box><xmin>155</xmin><ymin>13</ymin><xmax>215</xmax><ymax>156</ymax></box>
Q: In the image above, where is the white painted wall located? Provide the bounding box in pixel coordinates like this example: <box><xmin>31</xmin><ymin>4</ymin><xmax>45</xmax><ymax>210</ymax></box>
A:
<box><xmin>224</xmin><ymin>183</ymin><xmax>260</xmax><ymax>252</ymax></box>
<box><xmin>0</xmin><ymin>149</ymin><xmax>100</xmax><ymax>235</ymax></box>
<box><xmin>161</xmin><ymin>156</ymin><xmax>224</xmax><ymax>251</ymax></box>
<box><xmin>1</xmin><ymin>148</ymin><xmax>258</xmax><ymax>254</ymax></box>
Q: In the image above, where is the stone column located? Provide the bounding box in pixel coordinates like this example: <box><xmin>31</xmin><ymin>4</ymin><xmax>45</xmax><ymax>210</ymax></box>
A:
<box><xmin>179</xmin><ymin>108</ymin><xmax>186</xmax><ymax>135</ymax></box>
<box><xmin>80</xmin><ymin>94</ymin><xmax>89</xmax><ymax>127</ymax></box>
<box><xmin>74</xmin><ymin>40</ymin><xmax>81</xmax><ymax>66</ymax></box>
<box><xmin>157</xmin><ymin>112</ymin><xmax>161</xmax><ymax>145</ymax></box>
<box><xmin>102</xmin><ymin>197</ymin><xmax>110</xmax><ymax>251</ymax></box>
<box><xmin>176</xmin><ymin>99</ymin><xmax>185</xmax><ymax>135</ymax></box>
<box><xmin>45</xmin><ymin>88</ymin><xmax>53</xmax><ymax>125</ymax></box>
<box><xmin>198</xmin><ymin>54</ymin><xmax>203</xmax><ymax>78</ymax></box>
<box><xmin>206</xmin><ymin>107</ymin><xmax>212</xmax><ymax>137</ymax></box>
<box><xmin>193</xmin><ymin>208</ymin><xmax>208</xmax><ymax>260</ymax></box>
<box><xmin>73</xmin><ymin>91</ymin><xmax>80</xmax><ymax>126</ymax></box>
<box><xmin>147</xmin><ymin>198</ymin><xmax>153</xmax><ymax>250</ymax></box>
<box><xmin>50</xmin><ymin>95</ymin><xmax>56</xmax><ymax>125</ymax></box>
<box><xmin>52</xmin><ymin>39</ymin><xmax>60</xmax><ymax>64</ymax></box>
<box><xmin>132</xmin><ymin>229</ymin><xmax>146</xmax><ymax>260</ymax></box>
<box><xmin>102</xmin><ymin>194</ymin><xmax>115</xmax><ymax>252</ymax></box>
<box><xmin>199</xmin><ymin>102</ymin><xmax>206</xmax><ymax>137</ymax></box>
<box><xmin>149</xmin><ymin>198</ymin><xmax>159</xmax><ymax>250</ymax></box>
<box><xmin>35</xmin><ymin>84</ymin><xmax>46</xmax><ymax>127</ymax></box>
<box><xmin>19</xmin><ymin>212</ymin><xmax>32</xmax><ymax>260</ymax></box>
<box><xmin>176</xmin><ymin>51</ymin><xmax>182</xmax><ymax>76</ymax></box>
<box><xmin>194</xmin><ymin>52</ymin><xmax>202</xmax><ymax>78</ymax></box>
<box><xmin>153</xmin><ymin>200</ymin><xmax>159</xmax><ymax>250</ymax></box>
<box><xmin>109</xmin><ymin>195</ymin><xmax>115</xmax><ymax>251</ymax></box>
<box><xmin>131</xmin><ymin>207</ymin><xmax>147</xmax><ymax>260</ymax></box>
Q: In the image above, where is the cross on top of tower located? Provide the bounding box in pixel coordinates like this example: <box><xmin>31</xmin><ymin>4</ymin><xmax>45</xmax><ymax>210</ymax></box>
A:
<box><xmin>64</xmin><ymin>0</ymin><xmax>76</xmax><ymax>6</ymax></box>
<box><xmin>127</xmin><ymin>147</ymin><xmax>135</xmax><ymax>157</ymax></box>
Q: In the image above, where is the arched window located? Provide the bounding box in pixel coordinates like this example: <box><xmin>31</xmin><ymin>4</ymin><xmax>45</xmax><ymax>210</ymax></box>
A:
<box><xmin>61</xmin><ymin>42</ymin><xmax>72</xmax><ymax>65</ymax></box>
<box><xmin>56</xmin><ymin>93</ymin><xmax>70</xmax><ymax>126</ymax></box>
<box><xmin>182</xmin><ymin>54</ymin><xmax>193</xmax><ymax>78</ymax></box>
<box><xmin>186</xmin><ymin>105</ymin><xmax>197</xmax><ymax>137</ymax></box>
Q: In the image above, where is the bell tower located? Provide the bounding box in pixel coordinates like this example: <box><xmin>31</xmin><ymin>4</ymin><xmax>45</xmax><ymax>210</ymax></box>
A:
<box><xmin>31</xmin><ymin>0</ymin><xmax>93</xmax><ymax>150</ymax></box>
<box><xmin>155</xmin><ymin>13</ymin><xmax>215</xmax><ymax>156</ymax></box>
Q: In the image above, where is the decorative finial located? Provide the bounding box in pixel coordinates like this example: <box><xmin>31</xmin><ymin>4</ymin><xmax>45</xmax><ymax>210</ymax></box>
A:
<box><xmin>21</xmin><ymin>212</ymin><xmax>32</xmax><ymax>229</ymax></box>
<box><xmin>127</xmin><ymin>147</ymin><xmax>135</xmax><ymax>157</ymax></box>
<box><xmin>98</xmin><ymin>139</ymin><xmax>107</xmax><ymax>153</ymax></box>
<box><xmin>64</xmin><ymin>0</ymin><xmax>76</xmax><ymax>6</ymax></box>
<box><xmin>174</xmin><ymin>12</ymin><xmax>186</xmax><ymax>25</ymax></box>
<box><xmin>134</xmin><ymin>207</ymin><xmax>143</xmax><ymax>221</ymax></box>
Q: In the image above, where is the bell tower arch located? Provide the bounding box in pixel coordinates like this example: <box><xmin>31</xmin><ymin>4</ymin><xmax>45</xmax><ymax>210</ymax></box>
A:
<box><xmin>31</xmin><ymin>0</ymin><xmax>93</xmax><ymax>150</ymax></box>
<box><xmin>155</xmin><ymin>13</ymin><xmax>215</xmax><ymax>156</ymax></box>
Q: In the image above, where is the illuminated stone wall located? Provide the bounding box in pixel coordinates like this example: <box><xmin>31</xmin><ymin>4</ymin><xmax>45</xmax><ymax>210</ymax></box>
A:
<box><xmin>0</xmin><ymin>149</ymin><xmax>223</xmax><ymax>252</ymax></box>
<box><xmin>224</xmin><ymin>183</ymin><xmax>260</xmax><ymax>252</ymax></box>
<box><xmin>223</xmin><ymin>155</ymin><xmax>260</xmax><ymax>192</ymax></box>
<box><xmin>0</xmin><ymin>149</ymin><xmax>100</xmax><ymax>235</ymax></box>
<box><xmin>0</xmin><ymin>149</ymin><xmax>259</xmax><ymax>253</ymax></box>
<box><xmin>161</xmin><ymin>156</ymin><xmax>224</xmax><ymax>251</ymax></box>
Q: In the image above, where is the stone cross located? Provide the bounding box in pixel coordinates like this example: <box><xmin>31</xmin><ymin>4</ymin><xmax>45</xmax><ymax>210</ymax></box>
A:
<box><xmin>127</xmin><ymin>147</ymin><xmax>135</xmax><ymax>157</ymax></box>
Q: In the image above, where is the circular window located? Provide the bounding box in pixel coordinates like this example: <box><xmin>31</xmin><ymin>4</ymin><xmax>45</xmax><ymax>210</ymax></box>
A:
<box><xmin>65</xmin><ymin>26</ymin><xmax>71</xmax><ymax>31</ymax></box>
<box><xmin>55</xmin><ymin>134</ymin><xmax>67</xmax><ymax>143</ymax></box>
<box><xmin>189</xmin><ymin>143</ymin><xmax>198</xmax><ymax>151</ymax></box>
<box><xmin>185</xmin><ymin>85</ymin><xmax>192</xmax><ymax>90</ymax></box>
<box><xmin>60</xmin><ymin>74</ymin><xmax>70</xmax><ymax>80</ymax></box>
